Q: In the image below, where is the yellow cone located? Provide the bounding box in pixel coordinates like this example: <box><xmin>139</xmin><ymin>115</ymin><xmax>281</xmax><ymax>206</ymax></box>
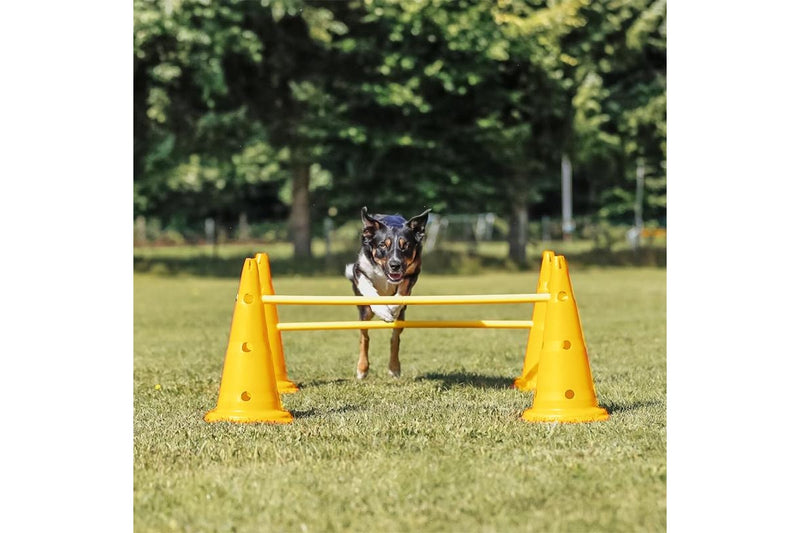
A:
<box><xmin>255</xmin><ymin>253</ymin><xmax>299</xmax><ymax>394</ymax></box>
<box><xmin>513</xmin><ymin>250</ymin><xmax>555</xmax><ymax>391</ymax></box>
<box><xmin>204</xmin><ymin>258</ymin><xmax>293</xmax><ymax>424</ymax></box>
<box><xmin>521</xmin><ymin>255</ymin><xmax>608</xmax><ymax>423</ymax></box>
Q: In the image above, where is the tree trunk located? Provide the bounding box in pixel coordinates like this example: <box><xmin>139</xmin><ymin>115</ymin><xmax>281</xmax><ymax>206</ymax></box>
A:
<box><xmin>508</xmin><ymin>196</ymin><xmax>528</xmax><ymax>265</ymax></box>
<box><xmin>289</xmin><ymin>163</ymin><xmax>311</xmax><ymax>258</ymax></box>
<box><xmin>507</xmin><ymin>167</ymin><xmax>530</xmax><ymax>264</ymax></box>
<box><xmin>561</xmin><ymin>153</ymin><xmax>574</xmax><ymax>241</ymax></box>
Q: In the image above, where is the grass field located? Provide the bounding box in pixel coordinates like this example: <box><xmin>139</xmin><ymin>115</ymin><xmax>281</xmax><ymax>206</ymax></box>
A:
<box><xmin>133</xmin><ymin>261</ymin><xmax>666</xmax><ymax>532</ymax></box>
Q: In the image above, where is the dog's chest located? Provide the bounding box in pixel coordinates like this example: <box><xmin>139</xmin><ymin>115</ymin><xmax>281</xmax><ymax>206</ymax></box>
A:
<box><xmin>357</xmin><ymin>255</ymin><xmax>398</xmax><ymax>296</ymax></box>
<box><xmin>371</xmin><ymin>274</ymin><xmax>396</xmax><ymax>296</ymax></box>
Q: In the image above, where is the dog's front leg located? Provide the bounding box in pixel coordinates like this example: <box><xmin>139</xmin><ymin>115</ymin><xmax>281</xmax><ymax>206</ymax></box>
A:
<box><xmin>388</xmin><ymin>306</ymin><xmax>407</xmax><ymax>378</ymax></box>
<box><xmin>380</xmin><ymin>303</ymin><xmax>404</xmax><ymax>321</ymax></box>
<box><xmin>358</xmin><ymin>328</ymin><xmax>370</xmax><ymax>379</ymax></box>
<box><xmin>357</xmin><ymin>305</ymin><xmax>374</xmax><ymax>379</ymax></box>
<box><xmin>370</xmin><ymin>297</ymin><xmax>402</xmax><ymax>322</ymax></box>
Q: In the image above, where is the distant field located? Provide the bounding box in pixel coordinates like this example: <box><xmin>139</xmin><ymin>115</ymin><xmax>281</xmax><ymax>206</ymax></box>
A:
<box><xmin>133</xmin><ymin>238</ymin><xmax>666</xmax><ymax>279</ymax></box>
<box><xmin>133</xmin><ymin>264</ymin><xmax>666</xmax><ymax>532</ymax></box>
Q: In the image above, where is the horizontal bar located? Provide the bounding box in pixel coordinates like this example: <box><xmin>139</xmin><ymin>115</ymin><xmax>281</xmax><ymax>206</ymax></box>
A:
<box><xmin>276</xmin><ymin>320</ymin><xmax>535</xmax><ymax>331</ymax></box>
<box><xmin>262</xmin><ymin>293</ymin><xmax>549</xmax><ymax>306</ymax></box>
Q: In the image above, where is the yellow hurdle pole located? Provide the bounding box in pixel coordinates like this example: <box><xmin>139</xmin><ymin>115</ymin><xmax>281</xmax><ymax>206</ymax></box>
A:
<box><xmin>276</xmin><ymin>320</ymin><xmax>535</xmax><ymax>331</ymax></box>
<box><xmin>514</xmin><ymin>250</ymin><xmax>556</xmax><ymax>391</ymax></box>
<box><xmin>255</xmin><ymin>252</ymin><xmax>299</xmax><ymax>394</ymax></box>
<box><xmin>262</xmin><ymin>294</ymin><xmax>549</xmax><ymax>306</ymax></box>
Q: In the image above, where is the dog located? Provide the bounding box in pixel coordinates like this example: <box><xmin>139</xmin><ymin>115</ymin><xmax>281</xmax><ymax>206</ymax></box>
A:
<box><xmin>345</xmin><ymin>206</ymin><xmax>431</xmax><ymax>379</ymax></box>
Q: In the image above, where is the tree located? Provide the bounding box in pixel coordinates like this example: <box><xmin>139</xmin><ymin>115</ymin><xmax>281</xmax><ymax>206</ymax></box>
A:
<box><xmin>321</xmin><ymin>0</ymin><xmax>508</xmax><ymax>218</ymax></box>
<box><xmin>133</xmin><ymin>0</ymin><xmax>666</xmax><ymax>254</ymax></box>
<box><xmin>134</xmin><ymin>0</ymin><xmax>275</xmax><ymax>229</ymax></box>
<box><xmin>134</xmin><ymin>0</ymin><xmax>347</xmax><ymax>256</ymax></box>
<box><xmin>323</xmin><ymin>0</ymin><xmax>582</xmax><ymax>263</ymax></box>
<box><xmin>463</xmin><ymin>0</ymin><xmax>588</xmax><ymax>262</ymax></box>
<box><xmin>564</xmin><ymin>0</ymin><xmax>667</xmax><ymax>225</ymax></box>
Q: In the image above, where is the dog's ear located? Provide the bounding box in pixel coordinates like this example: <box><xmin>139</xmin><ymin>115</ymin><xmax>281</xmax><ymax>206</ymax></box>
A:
<box><xmin>361</xmin><ymin>206</ymin><xmax>382</xmax><ymax>243</ymax></box>
<box><xmin>407</xmin><ymin>208</ymin><xmax>431</xmax><ymax>243</ymax></box>
<box><xmin>360</xmin><ymin>206</ymin><xmax>373</xmax><ymax>226</ymax></box>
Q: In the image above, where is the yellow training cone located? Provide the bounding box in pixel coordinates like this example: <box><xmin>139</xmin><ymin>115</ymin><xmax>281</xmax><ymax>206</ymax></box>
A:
<box><xmin>513</xmin><ymin>250</ymin><xmax>555</xmax><ymax>391</ymax></box>
<box><xmin>256</xmin><ymin>252</ymin><xmax>299</xmax><ymax>394</ymax></box>
<box><xmin>204</xmin><ymin>258</ymin><xmax>293</xmax><ymax>424</ymax></box>
<box><xmin>521</xmin><ymin>255</ymin><xmax>608</xmax><ymax>423</ymax></box>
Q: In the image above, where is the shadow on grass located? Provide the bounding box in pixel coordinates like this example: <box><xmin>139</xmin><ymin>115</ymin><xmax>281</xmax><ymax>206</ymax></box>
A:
<box><xmin>295</xmin><ymin>378</ymin><xmax>351</xmax><ymax>388</ymax></box>
<box><xmin>291</xmin><ymin>404</ymin><xmax>363</xmax><ymax>419</ymax></box>
<box><xmin>133</xmin><ymin>251</ymin><xmax>356</xmax><ymax>278</ymax></box>
<box><xmin>415</xmin><ymin>372</ymin><xmax>664</xmax><ymax>417</ymax></box>
<box><xmin>602</xmin><ymin>398</ymin><xmax>664</xmax><ymax>415</ymax></box>
<box><xmin>133</xmin><ymin>245</ymin><xmax>666</xmax><ymax>278</ymax></box>
<box><xmin>415</xmin><ymin>371</ymin><xmax>514</xmax><ymax>390</ymax></box>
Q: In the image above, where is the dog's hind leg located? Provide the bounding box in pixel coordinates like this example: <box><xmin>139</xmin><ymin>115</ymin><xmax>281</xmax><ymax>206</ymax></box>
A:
<box><xmin>356</xmin><ymin>305</ymin><xmax>374</xmax><ymax>379</ymax></box>
<box><xmin>388</xmin><ymin>307</ymin><xmax>407</xmax><ymax>378</ymax></box>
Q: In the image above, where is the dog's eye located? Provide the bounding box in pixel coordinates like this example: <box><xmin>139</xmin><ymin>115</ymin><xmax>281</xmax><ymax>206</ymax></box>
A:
<box><xmin>399</xmin><ymin>241</ymin><xmax>409</xmax><ymax>251</ymax></box>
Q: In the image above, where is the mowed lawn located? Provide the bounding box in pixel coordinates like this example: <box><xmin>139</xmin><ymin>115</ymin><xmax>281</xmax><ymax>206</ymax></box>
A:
<box><xmin>134</xmin><ymin>265</ymin><xmax>666</xmax><ymax>532</ymax></box>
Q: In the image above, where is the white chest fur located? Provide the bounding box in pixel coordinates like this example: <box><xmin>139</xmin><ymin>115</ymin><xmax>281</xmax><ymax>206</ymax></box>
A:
<box><xmin>357</xmin><ymin>254</ymin><xmax>397</xmax><ymax>296</ymax></box>
<box><xmin>353</xmin><ymin>255</ymin><xmax>402</xmax><ymax>321</ymax></box>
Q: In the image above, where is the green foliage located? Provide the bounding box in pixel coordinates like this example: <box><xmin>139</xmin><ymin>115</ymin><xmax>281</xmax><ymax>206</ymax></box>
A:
<box><xmin>134</xmin><ymin>0</ymin><xmax>350</xmax><ymax>227</ymax></box>
<box><xmin>134</xmin><ymin>0</ymin><xmax>666</xmax><ymax>244</ymax></box>
<box><xmin>573</xmin><ymin>71</ymin><xmax>621</xmax><ymax>162</ymax></box>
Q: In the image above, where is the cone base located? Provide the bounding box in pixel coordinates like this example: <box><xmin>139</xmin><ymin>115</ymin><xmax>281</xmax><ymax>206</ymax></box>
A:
<box><xmin>521</xmin><ymin>405</ymin><xmax>608</xmax><ymax>424</ymax></box>
<box><xmin>277</xmin><ymin>380</ymin><xmax>300</xmax><ymax>394</ymax></box>
<box><xmin>512</xmin><ymin>376</ymin><xmax>536</xmax><ymax>392</ymax></box>
<box><xmin>204</xmin><ymin>407</ymin><xmax>293</xmax><ymax>424</ymax></box>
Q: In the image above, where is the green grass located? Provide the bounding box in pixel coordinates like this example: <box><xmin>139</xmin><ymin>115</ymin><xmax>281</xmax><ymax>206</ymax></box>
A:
<box><xmin>134</xmin><ymin>265</ymin><xmax>666</xmax><ymax>532</ymax></box>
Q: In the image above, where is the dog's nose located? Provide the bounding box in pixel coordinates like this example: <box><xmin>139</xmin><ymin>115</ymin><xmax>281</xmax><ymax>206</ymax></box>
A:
<box><xmin>388</xmin><ymin>259</ymin><xmax>402</xmax><ymax>271</ymax></box>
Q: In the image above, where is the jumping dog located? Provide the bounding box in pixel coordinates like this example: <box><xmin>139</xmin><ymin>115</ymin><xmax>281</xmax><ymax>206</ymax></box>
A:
<box><xmin>345</xmin><ymin>206</ymin><xmax>431</xmax><ymax>379</ymax></box>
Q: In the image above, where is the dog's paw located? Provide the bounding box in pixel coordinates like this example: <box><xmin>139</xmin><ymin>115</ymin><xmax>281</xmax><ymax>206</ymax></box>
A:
<box><xmin>356</xmin><ymin>369</ymin><xmax>368</xmax><ymax>380</ymax></box>
<box><xmin>371</xmin><ymin>304</ymin><xmax>400</xmax><ymax>322</ymax></box>
<box><xmin>388</xmin><ymin>368</ymin><xmax>401</xmax><ymax>378</ymax></box>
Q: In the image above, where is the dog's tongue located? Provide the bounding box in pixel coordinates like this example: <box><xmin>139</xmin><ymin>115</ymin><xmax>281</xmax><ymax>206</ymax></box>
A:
<box><xmin>388</xmin><ymin>272</ymin><xmax>403</xmax><ymax>282</ymax></box>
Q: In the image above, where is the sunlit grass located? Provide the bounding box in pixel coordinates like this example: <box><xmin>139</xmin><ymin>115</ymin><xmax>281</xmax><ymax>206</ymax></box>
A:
<box><xmin>134</xmin><ymin>266</ymin><xmax>665</xmax><ymax>532</ymax></box>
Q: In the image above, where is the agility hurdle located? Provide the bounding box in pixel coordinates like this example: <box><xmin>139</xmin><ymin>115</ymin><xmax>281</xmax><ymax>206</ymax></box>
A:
<box><xmin>204</xmin><ymin>250</ymin><xmax>609</xmax><ymax>425</ymax></box>
<box><xmin>264</xmin><ymin>293</ymin><xmax>548</xmax><ymax>331</ymax></box>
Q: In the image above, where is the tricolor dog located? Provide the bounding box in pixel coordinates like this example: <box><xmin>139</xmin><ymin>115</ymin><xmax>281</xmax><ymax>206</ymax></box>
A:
<box><xmin>345</xmin><ymin>206</ymin><xmax>431</xmax><ymax>379</ymax></box>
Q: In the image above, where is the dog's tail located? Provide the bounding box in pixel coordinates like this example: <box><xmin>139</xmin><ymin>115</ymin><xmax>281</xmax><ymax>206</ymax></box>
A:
<box><xmin>345</xmin><ymin>263</ymin><xmax>355</xmax><ymax>281</ymax></box>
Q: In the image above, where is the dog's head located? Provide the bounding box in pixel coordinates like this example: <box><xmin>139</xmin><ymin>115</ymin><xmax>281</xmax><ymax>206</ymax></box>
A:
<box><xmin>361</xmin><ymin>206</ymin><xmax>431</xmax><ymax>284</ymax></box>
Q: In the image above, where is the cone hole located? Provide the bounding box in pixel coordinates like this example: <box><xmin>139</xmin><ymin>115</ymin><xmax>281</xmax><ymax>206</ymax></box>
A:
<box><xmin>562</xmin><ymin>340</ymin><xmax>571</xmax><ymax>350</ymax></box>
<box><xmin>557</xmin><ymin>291</ymin><xmax>569</xmax><ymax>302</ymax></box>
<box><xmin>243</xmin><ymin>293</ymin><xmax>255</xmax><ymax>304</ymax></box>
<box><xmin>565</xmin><ymin>389</ymin><xmax>575</xmax><ymax>399</ymax></box>
<box><xmin>241</xmin><ymin>391</ymin><xmax>251</xmax><ymax>401</ymax></box>
<box><xmin>241</xmin><ymin>342</ymin><xmax>252</xmax><ymax>353</ymax></box>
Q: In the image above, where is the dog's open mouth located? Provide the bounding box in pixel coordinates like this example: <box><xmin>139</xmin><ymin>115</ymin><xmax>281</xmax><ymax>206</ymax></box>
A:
<box><xmin>387</xmin><ymin>271</ymin><xmax>404</xmax><ymax>283</ymax></box>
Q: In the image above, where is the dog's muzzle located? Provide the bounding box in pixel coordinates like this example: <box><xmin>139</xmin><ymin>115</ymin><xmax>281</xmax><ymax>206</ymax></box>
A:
<box><xmin>387</xmin><ymin>259</ymin><xmax>404</xmax><ymax>283</ymax></box>
<box><xmin>387</xmin><ymin>271</ymin><xmax>403</xmax><ymax>283</ymax></box>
